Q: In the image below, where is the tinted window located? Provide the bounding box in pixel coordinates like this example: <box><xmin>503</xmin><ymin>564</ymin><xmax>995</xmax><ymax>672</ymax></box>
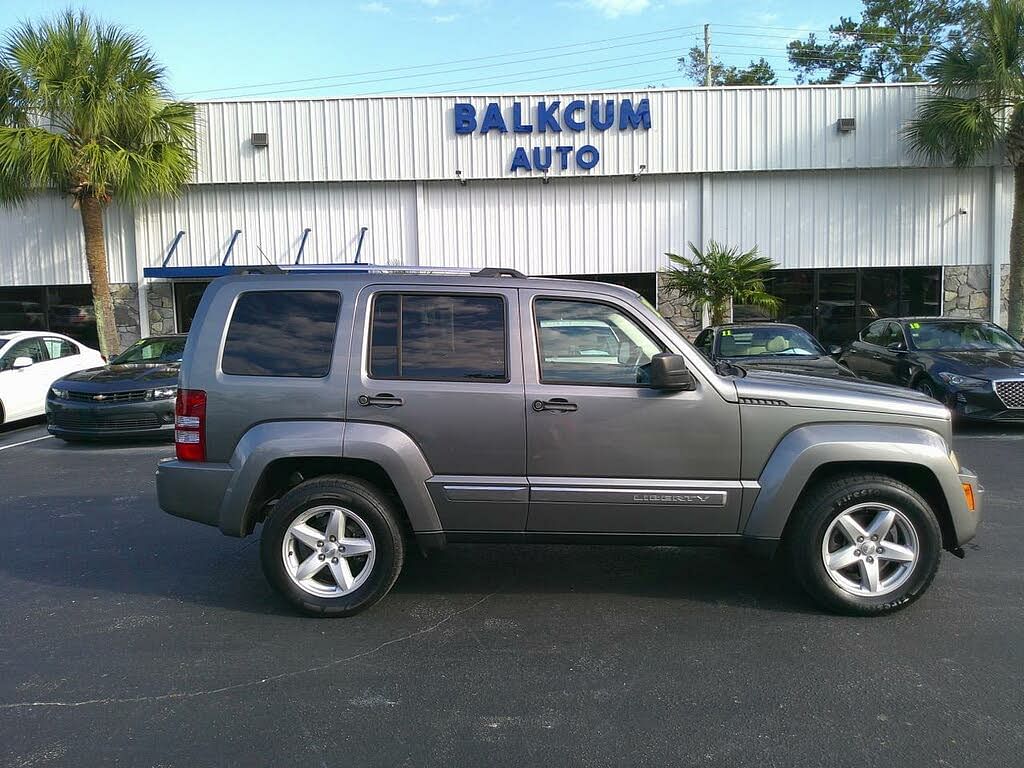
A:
<box><xmin>907</xmin><ymin>321</ymin><xmax>1024</xmax><ymax>351</ymax></box>
<box><xmin>535</xmin><ymin>299</ymin><xmax>663</xmax><ymax>386</ymax></box>
<box><xmin>222</xmin><ymin>291</ymin><xmax>340</xmax><ymax>377</ymax></box>
<box><xmin>862</xmin><ymin>321</ymin><xmax>886</xmax><ymax>345</ymax></box>
<box><xmin>114</xmin><ymin>337</ymin><xmax>186</xmax><ymax>365</ymax></box>
<box><xmin>0</xmin><ymin>337</ymin><xmax>49</xmax><ymax>370</ymax></box>
<box><xmin>717</xmin><ymin>325</ymin><xmax>825</xmax><ymax>358</ymax></box>
<box><xmin>43</xmin><ymin>337</ymin><xmax>78</xmax><ymax>359</ymax></box>
<box><xmin>369</xmin><ymin>293</ymin><xmax>507</xmax><ymax>381</ymax></box>
<box><xmin>694</xmin><ymin>329</ymin><xmax>713</xmax><ymax>358</ymax></box>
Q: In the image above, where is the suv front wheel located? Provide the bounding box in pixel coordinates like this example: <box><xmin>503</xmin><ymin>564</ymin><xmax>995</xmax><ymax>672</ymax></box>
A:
<box><xmin>787</xmin><ymin>473</ymin><xmax>942</xmax><ymax>616</ymax></box>
<box><xmin>260</xmin><ymin>476</ymin><xmax>405</xmax><ymax>617</ymax></box>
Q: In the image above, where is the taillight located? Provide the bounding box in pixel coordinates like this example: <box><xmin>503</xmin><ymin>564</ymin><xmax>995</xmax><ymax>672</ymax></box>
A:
<box><xmin>175</xmin><ymin>389</ymin><xmax>207</xmax><ymax>462</ymax></box>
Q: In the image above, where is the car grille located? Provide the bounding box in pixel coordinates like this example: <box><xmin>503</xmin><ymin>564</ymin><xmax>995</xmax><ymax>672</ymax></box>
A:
<box><xmin>49</xmin><ymin>412</ymin><xmax>161</xmax><ymax>431</ymax></box>
<box><xmin>66</xmin><ymin>389</ymin><xmax>148</xmax><ymax>403</ymax></box>
<box><xmin>993</xmin><ymin>380</ymin><xmax>1024</xmax><ymax>409</ymax></box>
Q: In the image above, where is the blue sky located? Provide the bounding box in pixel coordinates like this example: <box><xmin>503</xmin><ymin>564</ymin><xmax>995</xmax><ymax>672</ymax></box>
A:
<box><xmin>0</xmin><ymin>0</ymin><xmax>864</xmax><ymax>98</ymax></box>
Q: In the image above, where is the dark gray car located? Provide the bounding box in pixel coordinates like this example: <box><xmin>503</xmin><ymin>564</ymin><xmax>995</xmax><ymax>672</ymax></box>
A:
<box><xmin>156</xmin><ymin>266</ymin><xmax>982</xmax><ymax>618</ymax></box>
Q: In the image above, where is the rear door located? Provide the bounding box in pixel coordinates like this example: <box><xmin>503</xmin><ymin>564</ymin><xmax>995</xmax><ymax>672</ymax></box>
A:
<box><xmin>349</xmin><ymin>285</ymin><xmax>527</xmax><ymax>531</ymax></box>
<box><xmin>520</xmin><ymin>290</ymin><xmax>742</xmax><ymax>535</ymax></box>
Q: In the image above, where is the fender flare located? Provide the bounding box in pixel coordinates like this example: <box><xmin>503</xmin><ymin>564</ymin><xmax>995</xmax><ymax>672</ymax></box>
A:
<box><xmin>219</xmin><ymin>420</ymin><xmax>347</xmax><ymax>536</ymax></box>
<box><xmin>742</xmin><ymin>423</ymin><xmax>959</xmax><ymax>540</ymax></box>
<box><xmin>342</xmin><ymin>422</ymin><xmax>441</xmax><ymax>533</ymax></box>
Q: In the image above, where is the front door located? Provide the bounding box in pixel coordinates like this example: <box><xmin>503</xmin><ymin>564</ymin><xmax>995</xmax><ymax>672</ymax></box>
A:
<box><xmin>349</xmin><ymin>285</ymin><xmax>528</xmax><ymax>531</ymax></box>
<box><xmin>520</xmin><ymin>290</ymin><xmax>742</xmax><ymax>535</ymax></box>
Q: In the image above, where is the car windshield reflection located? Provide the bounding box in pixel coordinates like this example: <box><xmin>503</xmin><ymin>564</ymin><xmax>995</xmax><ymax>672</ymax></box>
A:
<box><xmin>905</xmin><ymin>321</ymin><xmax>1024</xmax><ymax>352</ymax></box>
<box><xmin>718</xmin><ymin>326</ymin><xmax>826</xmax><ymax>358</ymax></box>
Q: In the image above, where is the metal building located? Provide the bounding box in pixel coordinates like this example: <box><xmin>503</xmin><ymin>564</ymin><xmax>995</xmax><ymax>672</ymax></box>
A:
<box><xmin>0</xmin><ymin>82</ymin><xmax>1011</xmax><ymax>348</ymax></box>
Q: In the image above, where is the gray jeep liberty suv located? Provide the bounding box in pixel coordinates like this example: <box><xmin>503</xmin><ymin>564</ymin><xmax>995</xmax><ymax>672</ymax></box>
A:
<box><xmin>157</xmin><ymin>266</ymin><xmax>982</xmax><ymax>617</ymax></box>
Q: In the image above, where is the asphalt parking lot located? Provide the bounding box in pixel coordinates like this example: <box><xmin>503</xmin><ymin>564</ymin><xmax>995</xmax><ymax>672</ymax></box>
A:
<box><xmin>0</xmin><ymin>419</ymin><xmax>1021</xmax><ymax>767</ymax></box>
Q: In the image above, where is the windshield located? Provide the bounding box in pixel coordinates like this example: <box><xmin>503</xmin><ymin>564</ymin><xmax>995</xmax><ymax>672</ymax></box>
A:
<box><xmin>111</xmin><ymin>337</ymin><xmax>186</xmax><ymax>364</ymax></box>
<box><xmin>717</xmin><ymin>326</ymin><xmax>825</xmax><ymax>358</ymax></box>
<box><xmin>906</xmin><ymin>321</ymin><xmax>1023</xmax><ymax>352</ymax></box>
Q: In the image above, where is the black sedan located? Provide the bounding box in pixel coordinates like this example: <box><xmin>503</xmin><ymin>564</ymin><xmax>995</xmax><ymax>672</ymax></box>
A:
<box><xmin>693</xmin><ymin>323</ymin><xmax>857</xmax><ymax>379</ymax></box>
<box><xmin>46</xmin><ymin>335</ymin><xmax>186</xmax><ymax>440</ymax></box>
<box><xmin>840</xmin><ymin>317</ymin><xmax>1024</xmax><ymax>421</ymax></box>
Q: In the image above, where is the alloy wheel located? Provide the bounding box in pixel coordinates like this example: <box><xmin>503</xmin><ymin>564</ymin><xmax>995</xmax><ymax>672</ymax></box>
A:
<box><xmin>820</xmin><ymin>502</ymin><xmax>919</xmax><ymax>597</ymax></box>
<box><xmin>282</xmin><ymin>505</ymin><xmax>376</xmax><ymax>598</ymax></box>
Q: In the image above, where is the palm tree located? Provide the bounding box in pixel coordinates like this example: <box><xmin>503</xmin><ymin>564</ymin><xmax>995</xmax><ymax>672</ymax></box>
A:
<box><xmin>0</xmin><ymin>11</ymin><xmax>196</xmax><ymax>355</ymax></box>
<box><xmin>904</xmin><ymin>0</ymin><xmax>1024</xmax><ymax>337</ymax></box>
<box><xmin>662</xmin><ymin>241</ymin><xmax>780</xmax><ymax>326</ymax></box>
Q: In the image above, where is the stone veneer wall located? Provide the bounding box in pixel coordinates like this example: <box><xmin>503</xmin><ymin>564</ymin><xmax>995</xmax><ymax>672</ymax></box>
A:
<box><xmin>943</xmin><ymin>264</ymin><xmax>1009</xmax><ymax>320</ymax></box>
<box><xmin>146</xmin><ymin>282</ymin><xmax>176</xmax><ymax>335</ymax></box>
<box><xmin>109</xmin><ymin>283</ymin><xmax>140</xmax><ymax>350</ymax></box>
<box><xmin>655</xmin><ymin>272</ymin><xmax>703</xmax><ymax>340</ymax></box>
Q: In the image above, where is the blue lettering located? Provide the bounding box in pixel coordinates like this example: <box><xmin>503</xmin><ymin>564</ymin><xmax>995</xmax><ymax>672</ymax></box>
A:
<box><xmin>591</xmin><ymin>100</ymin><xmax>614</xmax><ymax>131</ymax></box>
<box><xmin>510</xmin><ymin>147</ymin><xmax>531</xmax><ymax>172</ymax></box>
<box><xmin>619</xmin><ymin>98</ymin><xmax>651</xmax><ymax>130</ymax></box>
<box><xmin>536</xmin><ymin>101</ymin><xmax>561</xmax><ymax>133</ymax></box>
<box><xmin>576</xmin><ymin>145</ymin><xmax>599</xmax><ymax>170</ymax></box>
<box><xmin>480</xmin><ymin>103</ymin><xmax>508</xmax><ymax>134</ymax></box>
<box><xmin>564</xmin><ymin>100</ymin><xmax>586</xmax><ymax>131</ymax></box>
<box><xmin>532</xmin><ymin>146</ymin><xmax>552</xmax><ymax>171</ymax></box>
<box><xmin>511</xmin><ymin>102</ymin><xmax>533</xmax><ymax>133</ymax></box>
<box><xmin>555</xmin><ymin>145</ymin><xmax>573</xmax><ymax>170</ymax></box>
<box><xmin>454</xmin><ymin>103</ymin><xmax>477</xmax><ymax>134</ymax></box>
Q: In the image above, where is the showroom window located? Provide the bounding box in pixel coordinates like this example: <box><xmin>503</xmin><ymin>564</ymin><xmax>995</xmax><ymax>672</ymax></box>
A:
<box><xmin>0</xmin><ymin>285</ymin><xmax>98</xmax><ymax>348</ymax></box>
<box><xmin>754</xmin><ymin>267</ymin><xmax>942</xmax><ymax>347</ymax></box>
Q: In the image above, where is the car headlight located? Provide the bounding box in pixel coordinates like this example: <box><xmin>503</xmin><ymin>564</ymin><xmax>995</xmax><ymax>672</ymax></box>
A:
<box><xmin>936</xmin><ymin>372</ymin><xmax>990</xmax><ymax>389</ymax></box>
<box><xmin>50</xmin><ymin>387</ymin><xmax>68</xmax><ymax>399</ymax></box>
<box><xmin>147</xmin><ymin>386</ymin><xmax>178</xmax><ymax>400</ymax></box>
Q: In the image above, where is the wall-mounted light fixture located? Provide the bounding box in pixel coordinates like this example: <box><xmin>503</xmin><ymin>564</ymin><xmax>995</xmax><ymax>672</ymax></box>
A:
<box><xmin>632</xmin><ymin>163</ymin><xmax>647</xmax><ymax>182</ymax></box>
<box><xmin>455</xmin><ymin>169</ymin><xmax>467</xmax><ymax>187</ymax></box>
<box><xmin>541</xmin><ymin>170</ymin><xmax>551</xmax><ymax>185</ymax></box>
<box><xmin>251</xmin><ymin>132</ymin><xmax>269</xmax><ymax>148</ymax></box>
<box><xmin>836</xmin><ymin>117</ymin><xmax>856</xmax><ymax>133</ymax></box>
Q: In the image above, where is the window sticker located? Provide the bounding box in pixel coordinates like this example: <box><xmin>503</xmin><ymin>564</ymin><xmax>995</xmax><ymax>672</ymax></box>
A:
<box><xmin>721</xmin><ymin>329</ymin><xmax>732</xmax><ymax>336</ymax></box>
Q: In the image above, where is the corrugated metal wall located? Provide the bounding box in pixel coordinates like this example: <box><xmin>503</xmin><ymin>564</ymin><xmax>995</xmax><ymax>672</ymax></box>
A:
<box><xmin>706</xmin><ymin>167</ymin><xmax>994</xmax><ymax>269</ymax></box>
<box><xmin>193</xmin><ymin>84</ymin><xmax>952</xmax><ymax>185</ymax></box>
<box><xmin>0</xmin><ymin>195</ymin><xmax>133</xmax><ymax>286</ymax></box>
<box><xmin>134</xmin><ymin>182</ymin><xmax>417</xmax><ymax>268</ymax></box>
<box><xmin>419</xmin><ymin>174</ymin><xmax>699</xmax><ymax>275</ymax></box>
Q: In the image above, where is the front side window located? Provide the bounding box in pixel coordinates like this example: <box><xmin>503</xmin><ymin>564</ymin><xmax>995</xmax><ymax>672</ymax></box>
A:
<box><xmin>694</xmin><ymin>329</ymin><xmax>713</xmax><ymax>358</ymax></box>
<box><xmin>369</xmin><ymin>293</ymin><xmax>507</xmax><ymax>381</ymax></box>
<box><xmin>222</xmin><ymin>291</ymin><xmax>341</xmax><ymax>377</ymax></box>
<box><xmin>535</xmin><ymin>298</ymin><xmax>663</xmax><ymax>386</ymax></box>
<box><xmin>0</xmin><ymin>338</ymin><xmax>48</xmax><ymax>370</ymax></box>
<box><xmin>861</xmin><ymin>321</ymin><xmax>886</xmax><ymax>346</ymax></box>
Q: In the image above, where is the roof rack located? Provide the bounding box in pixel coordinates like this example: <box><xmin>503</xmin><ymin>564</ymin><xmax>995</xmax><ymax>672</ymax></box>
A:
<box><xmin>275</xmin><ymin>264</ymin><xmax>529</xmax><ymax>277</ymax></box>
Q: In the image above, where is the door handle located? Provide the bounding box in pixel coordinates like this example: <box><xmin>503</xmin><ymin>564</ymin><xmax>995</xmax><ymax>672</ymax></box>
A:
<box><xmin>357</xmin><ymin>393</ymin><xmax>403</xmax><ymax>408</ymax></box>
<box><xmin>532</xmin><ymin>398</ymin><xmax>578</xmax><ymax>413</ymax></box>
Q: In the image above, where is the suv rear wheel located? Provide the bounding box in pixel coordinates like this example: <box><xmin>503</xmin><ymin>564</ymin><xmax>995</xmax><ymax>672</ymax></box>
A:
<box><xmin>260</xmin><ymin>476</ymin><xmax>405</xmax><ymax>617</ymax></box>
<box><xmin>786</xmin><ymin>473</ymin><xmax>941</xmax><ymax>616</ymax></box>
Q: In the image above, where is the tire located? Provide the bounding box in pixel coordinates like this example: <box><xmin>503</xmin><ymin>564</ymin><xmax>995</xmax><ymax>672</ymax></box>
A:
<box><xmin>260</xmin><ymin>475</ymin><xmax>405</xmax><ymax>617</ymax></box>
<box><xmin>786</xmin><ymin>473</ymin><xmax>942</xmax><ymax>616</ymax></box>
<box><xmin>914</xmin><ymin>377</ymin><xmax>938</xmax><ymax>400</ymax></box>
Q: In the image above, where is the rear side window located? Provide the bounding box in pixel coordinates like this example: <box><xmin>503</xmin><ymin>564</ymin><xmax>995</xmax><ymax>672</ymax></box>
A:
<box><xmin>369</xmin><ymin>293</ymin><xmax>507</xmax><ymax>381</ymax></box>
<box><xmin>222</xmin><ymin>290</ymin><xmax>341</xmax><ymax>377</ymax></box>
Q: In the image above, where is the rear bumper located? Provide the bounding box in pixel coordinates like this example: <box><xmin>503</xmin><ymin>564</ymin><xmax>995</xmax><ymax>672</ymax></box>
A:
<box><xmin>156</xmin><ymin>458</ymin><xmax>234</xmax><ymax>530</ymax></box>
<box><xmin>46</xmin><ymin>396</ymin><xmax>175</xmax><ymax>439</ymax></box>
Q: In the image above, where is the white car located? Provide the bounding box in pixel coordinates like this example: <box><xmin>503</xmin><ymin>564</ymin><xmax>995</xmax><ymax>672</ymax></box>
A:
<box><xmin>0</xmin><ymin>331</ymin><xmax>105</xmax><ymax>424</ymax></box>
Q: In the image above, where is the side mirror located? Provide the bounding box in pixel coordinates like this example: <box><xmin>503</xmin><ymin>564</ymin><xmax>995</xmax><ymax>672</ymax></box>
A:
<box><xmin>12</xmin><ymin>356</ymin><xmax>33</xmax><ymax>370</ymax></box>
<box><xmin>827</xmin><ymin>344</ymin><xmax>842</xmax><ymax>357</ymax></box>
<box><xmin>649</xmin><ymin>352</ymin><xmax>695</xmax><ymax>391</ymax></box>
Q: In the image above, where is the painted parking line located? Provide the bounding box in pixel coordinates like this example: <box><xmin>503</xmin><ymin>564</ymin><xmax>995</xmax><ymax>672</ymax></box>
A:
<box><xmin>0</xmin><ymin>435</ymin><xmax>53</xmax><ymax>452</ymax></box>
